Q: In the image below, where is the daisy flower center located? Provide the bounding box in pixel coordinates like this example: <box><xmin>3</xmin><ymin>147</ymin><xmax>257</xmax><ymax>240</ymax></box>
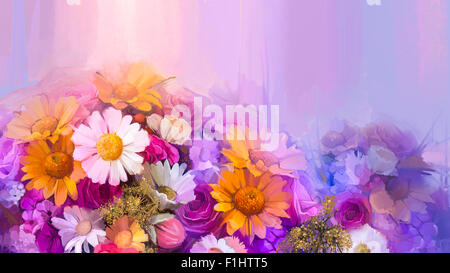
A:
<box><xmin>96</xmin><ymin>133</ymin><xmax>123</xmax><ymax>161</ymax></box>
<box><xmin>157</xmin><ymin>186</ymin><xmax>177</xmax><ymax>201</ymax></box>
<box><xmin>44</xmin><ymin>152</ymin><xmax>74</xmax><ymax>178</ymax></box>
<box><xmin>75</xmin><ymin>220</ymin><xmax>92</xmax><ymax>236</ymax></box>
<box><xmin>114</xmin><ymin>83</ymin><xmax>138</xmax><ymax>100</ymax></box>
<box><xmin>114</xmin><ymin>230</ymin><xmax>133</xmax><ymax>248</ymax></box>
<box><xmin>354</xmin><ymin>243</ymin><xmax>371</xmax><ymax>253</ymax></box>
<box><xmin>234</xmin><ymin>186</ymin><xmax>265</xmax><ymax>216</ymax></box>
<box><xmin>31</xmin><ymin>116</ymin><xmax>58</xmax><ymax>134</ymax></box>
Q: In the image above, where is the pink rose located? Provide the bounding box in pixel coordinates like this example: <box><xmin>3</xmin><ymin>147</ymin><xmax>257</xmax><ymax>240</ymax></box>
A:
<box><xmin>335</xmin><ymin>194</ymin><xmax>371</xmax><ymax>230</ymax></box>
<box><xmin>142</xmin><ymin>134</ymin><xmax>179</xmax><ymax>165</ymax></box>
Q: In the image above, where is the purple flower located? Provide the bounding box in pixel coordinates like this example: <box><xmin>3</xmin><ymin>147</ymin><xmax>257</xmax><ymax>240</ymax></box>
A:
<box><xmin>283</xmin><ymin>174</ymin><xmax>320</xmax><ymax>227</ymax></box>
<box><xmin>0</xmin><ymin>180</ymin><xmax>25</xmax><ymax>208</ymax></box>
<box><xmin>35</xmin><ymin>200</ymin><xmax>62</xmax><ymax>222</ymax></box>
<box><xmin>64</xmin><ymin>177</ymin><xmax>122</xmax><ymax>209</ymax></box>
<box><xmin>176</xmin><ymin>184</ymin><xmax>222</xmax><ymax>235</ymax></box>
<box><xmin>142</xmin><ymin>134</ymin><xmax>180</xmax><ymax>165</ymax></box>
<box><xmin>0</xmin><ymin>136</ymin><xmax>23</xmax><ymax>181</ymax></box>
<box><xmin>248</xmin><ymin>227</ymin><xmax>287</xmax><ymax>253</ymax></box>
<box><xmin>320</xmin><ymin>122</ymin><xmax>364</xmax><ymax>156</ymax></box>
<box><xmin>335</xmin><ymin>193</ymin><xmax>371</xmax><ymax>230</ymax></box>
<box><xmin>189</xmin><ymin>140</ymin><xmax>220</xmax><ymax>171</ymax></box>
<box><xmin>362</xmin><ymin>122</ymin><xmax>418</xmax><ymax>159</ymax></box>
<box><xmin>20</xmin><ymin>189</ymin><xmax>44</xmax><ymax>211</ymax></box>
<box><xmin>35</xmin><ymin>223</ymin><xmax>63</xmax><ymax>253</ymax></box>
<box><xmin>21</xmin><ymin>199</ymin><xmax>62</xmax><ymax>234</ymax></box>
<box><xmin>22</xmin><ymin>210</ymin><xmax>45</xmax><ymax>234</ymax></box>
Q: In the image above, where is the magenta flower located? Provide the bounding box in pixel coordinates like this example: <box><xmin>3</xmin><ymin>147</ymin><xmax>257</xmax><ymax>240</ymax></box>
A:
<box><xmin>35</xmin><ymin>223</ymin><xmax>64</xmax><ymax>253</ymax></box>
<box><xmin>176</xmin><ymin>184</ymin><xmax>222</xmax><ymax>235</ymax></box>
<box><xmin>142</xmin><ymin>134</ymin><xmax>179</xmax><ymax>165</ymax></box>
<box><xmin>20</xmin><ymin>189</ymin><xmax>44</xmax><ymax>211</ymax></box>
<box><xmin>335</xmin><ymin>193</ymin><xmax>372</xmax><ymax>230</ymax></box>
<box><xmin>22</xmin><ymin>210</ymin><xmax>45</xmax><ymax>234</ymax></box>
<box><xmin>65</xmin><ymin>177</ymin><xmax>122</xmax><ymax>209</ymax></box>
<box><xmin>35</xmin><ymin>200</ymin><xmax>62</xmax><ymax>222</ymax></box>
<box><xmin>283</xmin><ymin>175</ymin><xmax>320</xmax><ymax>226</ymax></box>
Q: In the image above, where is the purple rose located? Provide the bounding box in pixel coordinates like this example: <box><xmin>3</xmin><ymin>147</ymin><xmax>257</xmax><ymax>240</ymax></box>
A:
<box><xmin>35</xmin><ymin>223</ymin><xmax>63</xmax><ymax>253</ymax></box>
<box><xmin>335</xmin><ymin>195</ymin><xmax>371</xmax><ymax>230</ymax></box>
<box><xmin>65</xmin><ymin>178</ymin><xmax>122</xmax><ymax>209</ymax></box>
<box><xmin>142</xmin><ymin>134</ymin><xmax>179</xmax><ymax>165</ymax></box>
<box><xmin>0</xmin><ymin>136</ymin><xmax>23</xmax><ymax>181</ymax></box>
<box><xmin>176</xmin><ymin>184</ymin><xmax>222</xmax><ymax>235</ymax></box>
<box><xmin>362</xmin><ymin>122</ymin><xmax>417</xmax><ymax>159</ymax></box>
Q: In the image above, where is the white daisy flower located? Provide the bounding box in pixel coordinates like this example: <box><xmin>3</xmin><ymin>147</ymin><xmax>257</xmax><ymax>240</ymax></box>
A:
<box><xmin>148</xmin><ymin>160</ymin><xmax>196</xmax><ymax>210</ymax></box>
<box><xmin>72</xmin><ymin>107</ymin><xmax>150</xmax><ymax>185</ymax></box>
<box><xmin>346</xmin><ymin>224</ymin><xmax>389</xmax><ymax>253</ymax></box>
<box><xmin>51</xmin><ymin>206</ymin><xmax>106</xmax><ymax>253</ymax></box>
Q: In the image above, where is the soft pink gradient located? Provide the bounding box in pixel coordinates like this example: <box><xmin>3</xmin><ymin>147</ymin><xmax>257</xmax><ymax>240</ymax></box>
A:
<box><xmin>0</xmin><ymin>0</ymin><xmax>449</xmax><ymax>143</ymax></box>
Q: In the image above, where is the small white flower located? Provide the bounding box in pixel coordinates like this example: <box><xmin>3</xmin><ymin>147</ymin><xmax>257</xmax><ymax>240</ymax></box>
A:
<box><xmin>347</xmin><ymin>224</ymin><xmax>389</xmax><ymax>253</ymax></box>
<box><xmin>367</xmin><ymin>145</ymin><xmax>398</xmax><ymax>176</ymax></box>
<box><xmin>51</xmin><ymin>206</ymin><xmax>106</xmax><ymax>253</ymax></box>
<box><xmin>147</xmin><ymin>113</ymin><xmax>192</xmax><ymax>145</ymax></box>
<box><xmin>149</xmin><ymin>160</ymin><xmax>196</xmax><ymax>210</ymax></box>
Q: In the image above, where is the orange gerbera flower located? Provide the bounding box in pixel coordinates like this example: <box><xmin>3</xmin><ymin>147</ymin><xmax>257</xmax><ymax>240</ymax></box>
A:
<box><xmin>94</xmin><ymin>62</ymin><xmax>166</xmax><ymax>112</ymax></box>
<box><xmin>106</xmin><ymin>216</ymin><xmax>148</xmax><ymax>252</ymax></box>
<box><xmin>210</xmin><ymin>168</ymin><xmax>291</xmax><ymax>242</ymax></box>
<box><xmin>21</xmin><ymin>132</ymin><xmax>86</xmax><ymax>206</ymax></box>
<box><xmin>5</xmin><ymin>96</ymin><xmax>79</xmax><ymax>143</ymax></box>
<box><xmin>222</xmin><ymin>126</ymin><xmax>306</xmax><ymax>178</ymax></box>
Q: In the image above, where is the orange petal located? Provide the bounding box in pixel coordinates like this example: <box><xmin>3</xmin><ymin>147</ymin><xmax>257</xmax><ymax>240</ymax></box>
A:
<box><xmin>263</xmin><ymin>207</ymin><xmax>290</xmax><ymax>218</ymax></box>
<box><xmin>250</xmin><ymin>215</ymin><xmax>266</xmax><ymax>239</ymax></box>
<box><xmin>54</xmin><ymin>180</ymin><xmax>68</xmax><ymax>206</ymax></box>
<box><xmin>214</xmin><ymin>202</ymin><xmax>235</xmax><ymax>212</ymax></box>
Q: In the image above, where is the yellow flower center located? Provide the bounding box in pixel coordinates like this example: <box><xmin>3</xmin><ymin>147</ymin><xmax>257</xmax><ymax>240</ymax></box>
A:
<box><xmin>234</xmin><ymin>186</ymin><xmax>265</xmax><ymax>216</ymax></box>
<box><xmin>75</xmin><ymin>220</ymin><xmax>92</xmax><ymax>236</ymax></box>
<box><xmin>31</xmin><ymin>116</ymin><xmax>58</xmax><ymax>134</ymax></box>
<box><xmin>43</xmin><ymin>152</ymin><xmax>74</xmax><ymax>178</ymax></box>
<box><xmin>354</xmin><ymin>243</ymin><xmax>371</xmax><ymax>253</ymax></box>
<box><xmin>157</xmin><ymin>186</ymin><xmax>177</xmax><ymax>201</ymax></box>
<box><xmin>114</xmin><ymin>83</ymin><xmax>138</xmax><ymax>101</ymax></box>
<box><xmin>114</xmin><ymin>230</ymin><xmax>133</xmax><ymax>248</ymax></box>
<box><xmin>96</xmin><ymin>133</ymin><xmax>123</xmax><ymax>161</ymax></box>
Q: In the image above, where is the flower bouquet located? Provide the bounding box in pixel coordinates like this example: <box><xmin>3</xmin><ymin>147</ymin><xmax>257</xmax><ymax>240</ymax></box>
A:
<box><xmin>0</xmin><ymin>62</ymin><xmax>448</xmax><ymax>253</ymax></box>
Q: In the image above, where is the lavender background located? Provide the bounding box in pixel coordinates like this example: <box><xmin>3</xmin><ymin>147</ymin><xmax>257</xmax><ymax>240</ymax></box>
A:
<box><xmin>0</xmin><ymin>0</ymin><xmax>449</xmax><ymax>146</ymax></box>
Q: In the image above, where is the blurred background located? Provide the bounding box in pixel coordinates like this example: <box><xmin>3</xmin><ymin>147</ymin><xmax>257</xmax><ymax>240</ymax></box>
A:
<box><xmin>0</xmin><ymin>0</ymin><xmax>449</xmax><ymax>143</ymax></box>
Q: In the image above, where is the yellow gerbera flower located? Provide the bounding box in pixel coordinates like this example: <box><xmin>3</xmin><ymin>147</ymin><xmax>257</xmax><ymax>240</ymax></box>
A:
<box><xmin>94</xmin><ymin>62</ymin><xmax>166</xmax><ymax>112</ymax></box>
<box><xmin>5</xmin><ymin>96</ymin><xmax>79</xmax><ymax>144</ymax></box>
<box><xmin>21</xmin><ymin>132</ymin><xmax>86</xmax><ymax>206</ymax></box>
<box><xmin>210</xmin><ymin>168</ymin><xmax>291</xmax><ymax>242</ymax></box>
